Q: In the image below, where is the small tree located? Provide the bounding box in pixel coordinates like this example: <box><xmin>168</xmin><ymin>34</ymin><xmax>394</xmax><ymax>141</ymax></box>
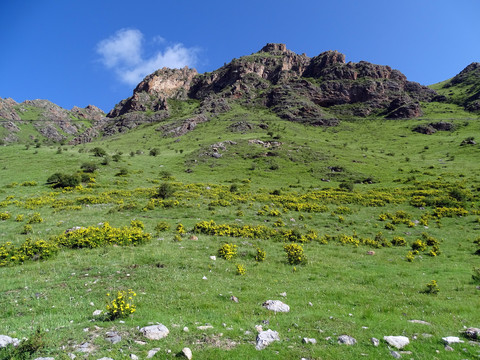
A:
<box><xmin>155</xmin><ymin>182</ymin><xmax>174</xmax><ymax>199</ymax></box>
<box><xmin>91</xmin><ymin>147</ymin><xmax>107</xmax><ymax>157</ymax></box>
<box><xmin>80</xmin><ymin>162</ymin><xmax>98</xmax><ymax>173</ymax></box>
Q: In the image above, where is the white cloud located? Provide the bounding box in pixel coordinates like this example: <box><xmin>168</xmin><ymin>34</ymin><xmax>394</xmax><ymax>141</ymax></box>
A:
<box><xmin>96</xmin><ymin>29</ymin><xmax>197</xmax><ymax>85</ymax></box>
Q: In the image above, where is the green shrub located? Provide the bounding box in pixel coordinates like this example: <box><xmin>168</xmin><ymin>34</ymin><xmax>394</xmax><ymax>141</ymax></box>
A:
<box><xmin>91</xmin><ymin>147</ymin><xmax>107</xmax><ymax>157</ymax></box>
<box><xmin>27</xmin><ymin>213</ymin><xmax>43</xmax><ymax>224</ymax></box>
<box><xmin>155</xmin><ymin>183</ymin><xmax>174</xmax><ymax>199</ymax></box>
<box><xmin>149</xmin><ymin>148</ymin><xmax>160</xmax><ymax>156</ymax></box>
<box><xmin>46</xmin><ymin>173</ymin><xmax>81</xmax><ymax>188</ymax></box>
<box><xmin>154</xmin><ymin>221</ymin><xmax>171</xmax><ymax>232</ymax></box>
<box><xmin>115</xmin><ymin>168</ymin><xmax>129</xmax><ymax>176</ymax></box>
<box><xmin>424</xmin><ymin>280</ymin><xmax>439</xmax><ymax>294</ymax></box>
<box><xmin>80</xmin><ymin>162</ymin><xmax>98</xmax><ymax>173</ymax></box>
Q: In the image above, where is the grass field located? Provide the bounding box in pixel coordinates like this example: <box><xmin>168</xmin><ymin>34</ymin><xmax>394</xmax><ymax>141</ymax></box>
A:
<box><xmin>0</xmin><ymin>110</ymin><xmax>480</xmax><ymax>359</ymax></box>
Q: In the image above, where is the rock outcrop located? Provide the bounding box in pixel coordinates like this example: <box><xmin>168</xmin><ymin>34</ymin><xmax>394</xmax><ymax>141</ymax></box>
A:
<box><xmin>105</xmin><ymin>43</ymin><xmax>438</xmax><ymax>135</ymax></box>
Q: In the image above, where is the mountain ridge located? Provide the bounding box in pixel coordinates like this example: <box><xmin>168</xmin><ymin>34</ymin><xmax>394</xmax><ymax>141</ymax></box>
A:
<box><xmin>1</xmin><ymin>43</ymin><xmax>479</xmax><ymax>144</ymax></box>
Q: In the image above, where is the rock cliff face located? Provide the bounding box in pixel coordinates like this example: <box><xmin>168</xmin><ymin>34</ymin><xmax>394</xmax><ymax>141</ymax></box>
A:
<box><xmin>107</xmin><ymin>43</ymin><xmax>438</xmax><ymax>131</ymax></box>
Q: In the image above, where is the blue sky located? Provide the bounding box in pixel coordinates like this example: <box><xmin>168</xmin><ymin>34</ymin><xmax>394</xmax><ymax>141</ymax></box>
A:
<box><xmin>1</xmin><ymin>0</ymin><xmax>479</xmax><ymax>112</ymax></box>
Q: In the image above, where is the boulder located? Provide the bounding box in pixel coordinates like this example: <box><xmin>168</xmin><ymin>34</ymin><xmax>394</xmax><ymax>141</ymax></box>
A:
<box><xmin>0</xmin><ymin>335</ymin><xmax>19</xmax><ymax>348</ymax></box>
<box><xmin>465</xmin><ymin>327</ymin><xmax>480</xmax><ymax>340</ymax></box>
<box><xmin>139</xmin><ymin>324</ymin><xmax>169</xmax><ymax>340</ymax></box>
<box><xmin>256</xmin><ymin>329</ymin><xmax>280</xmax><ymax>350</ymax></box>
<box><xmin>442</xmin><ymin>336</ymin><xmax>464</xmax><ymax>344</ymax></box>
<box><xmin>384</xmin><ymin>336</ymin><xmax>410</xmax><ymax>349</ymax></box>
<box><xmin>262</xmin><ymin>300</ymin><xmax>290</xmax><ymax>313</ymax></box>
<box><xmin>337</xmin><ymin>335</ymin><xmax>356</xmax><ymax>345</ymax></box>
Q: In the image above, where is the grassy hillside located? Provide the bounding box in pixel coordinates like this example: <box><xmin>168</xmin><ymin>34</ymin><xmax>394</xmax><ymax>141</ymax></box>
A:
<box><xmin>0</xmin><ymin>112</ymin><xmax>480</xmax><ymax>359</ymax></box>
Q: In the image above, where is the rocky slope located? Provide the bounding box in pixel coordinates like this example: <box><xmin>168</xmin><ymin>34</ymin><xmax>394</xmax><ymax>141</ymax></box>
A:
<box><xmin>0</xmin><ymin>98</ymin><xmax>105</xmax><ymax>143</ymax></box>
<box><xmin>107</xmin><ymin>43</ymin><xmax>439</xmax><ymax>135</ymax></box>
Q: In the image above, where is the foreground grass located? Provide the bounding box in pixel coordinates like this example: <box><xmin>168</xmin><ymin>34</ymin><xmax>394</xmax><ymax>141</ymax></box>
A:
<box><xmin>0</xmin><ymin>115</ymin><xmax>480</xmax><ymax>359</ymax></box>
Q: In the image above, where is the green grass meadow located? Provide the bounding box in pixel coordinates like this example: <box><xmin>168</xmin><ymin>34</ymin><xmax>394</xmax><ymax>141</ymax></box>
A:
<box><xmin>1</xmin><ymin>111</ymin><xmax>480</xmax><ymax>359</ymax></box>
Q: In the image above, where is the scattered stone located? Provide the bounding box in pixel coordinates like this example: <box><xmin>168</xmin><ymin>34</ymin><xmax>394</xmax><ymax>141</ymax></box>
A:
<box><xmin>280</xmin><ymin>292</ymin><xmax>287</xmax><ymax>297</ymax></box>
<box><xmin>366</xmin><ymin>251</ymin><xmax>375</xmax><ymax>255</ymax></box>
<box><xmin>390</xmin><ymin>350</ymin><xmax>402</xmax><ymax>359</ymax></box>
<box><xmin>209</xmin><ymin>256</ymin><xmax>216</xmax><ymax>260</ymax></box>
<box><xmin>255</xmin><ymin>325</ymin><xmax>263</xmax><ymax>333</ymax></box>
<box><xmin>445</xmin><ymin>345</ymin><xmax>454</xmax><ymax>351</ymax></box>
<box><xmin>302</xmin><ymin>338</ymin><xmax>317</xmax><ymax>344</ymax></box>
<box><xmin>130</xmin><ymin>355</ymin><xmax>139</xmax><ymax>360</ymax></box>
<box><xmin>135</xmin><ymin>340</ymin><xmax>147</xmax><ymax>345</ymax></box>
<box><xmin>179</xmin><ymin>347</ymin><xmax>193</xmax><ymax>359</ymax></box>
<box><xmin>421</xmin><ymin>333</ymin><xmax>433</xmax><ymax>338</ymax></box>
<box><xmin>442</xmin><ymin>336</ymin><xmax>464</xmax><ymax>344</ymax></box>
<box><xmin>371</xmin><ymin>337</ymin><xmax>380</xmax><ymax>347</ymax></box>
<box><xmin>202</xmin><ymin>276</ymin><xmax>208</xmax><ymax>280</ymax></box>
<box><xmin>256</xmin><ymin>329</ymin><xmax>280</xmax><ymax>350</ymax></box>
<box><xmin>146</xmin><ymin>348</ymin><xmax>160</xmax><ymax>358</ymax></box>
<box><xmin>338</xmin><ymin>335</ymin><xmax>356</xmax><ymax>345</ymax></box>
<box><xmin>308</xmin><ymin>302</ymin><xmax>313</xmax><ymax>307</ymax></box>
<box><xmin>465</xmin><ymin>327</ymin><xmax>480</xmax><ymax>340</ymax></box>
<box><xmin>0</xmin><ymin>335</ymin><xmax>19</xmax><ymax>347</ymax></box>
<box><xmin>105</xmin><ymin>331</ymin><xmax>121</xmax><ymax>344</ymax></box>
<box><xmin>230</xmin><ymin>295</ymin><xmax>239</xmax><ymax>303</ymax></box>
<box><xmin>92</xmin><ymin>310</ymin><xmax>103</xmax><ymax>316</ymax></box>
<box><xmin>262</xmin><ymin>300</ymin><xmax>290</xmax><ymax>313</ymax></box>
<box><xmin>197</xmin><ymin>325</ymin><xmax>214</xmax><ymax>330</ymax></box>
<box><xmin>139</xmin><ymin>324</ymin><xmax>169</xmax><ymax>340</ymax></box>
<box><xmin>76</xmin><ymin>342</ymin><xmax>94</xmax><ymax>353</ymax></box>
<box><xmin>384</xmin><ymin>336</ymin><xmax>410</xmax><ymax>349</ymax></box>
<box><xmin>183</xmin><ymin>327</ymin><xmax>189</xmax><ymax>332</ymax></box>
<box><xmin>408</xmin><ymin>319</ymin><xmax>431</xmax><ymax>325</ymax></box>
<box><xmin>189</xmin><ymin>235</ymin><xmax>198</xmax><ymax>241</ymax></box>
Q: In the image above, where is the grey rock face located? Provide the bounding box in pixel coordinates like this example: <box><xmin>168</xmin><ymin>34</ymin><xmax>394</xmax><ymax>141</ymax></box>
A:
<box><xmin>139</xmin><ymin>324</ymin><xmax>169</xmax><ymax>340</ymax></box>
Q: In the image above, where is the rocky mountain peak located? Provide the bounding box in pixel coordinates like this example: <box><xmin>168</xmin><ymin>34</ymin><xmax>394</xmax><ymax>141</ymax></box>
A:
<box><xmin>259</xmin><ymin>43</ymin><xmax>288</xmax><ymax>54</ymax></box>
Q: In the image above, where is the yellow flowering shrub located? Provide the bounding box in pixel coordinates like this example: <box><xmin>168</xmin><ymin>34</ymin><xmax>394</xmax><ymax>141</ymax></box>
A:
<box><xmin>236</xmin><ymin>264</ymin><xmax>246</xmax><ymax>275</ymax></box>
<box><xmin>284</xmin><ymin>243</ymin><xmax>307</xmax><ymax>265</ymax></box>
<box><xmin>106</xmin><ymin>289</ymin><xmax>136</xmax><ymax>320</ymax></box>
<box><xmin>218</xmin><ymin>243</ymin><xmax>237</xmax><ymax>260</ymax></box>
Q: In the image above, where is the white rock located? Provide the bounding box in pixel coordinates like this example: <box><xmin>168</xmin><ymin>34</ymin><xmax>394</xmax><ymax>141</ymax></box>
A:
<box><xmin>140</xmin><ymin>324</ymin><xmax>169</xmax><ymax>340</ymax></box>
<box><xmin>371</xmin><ymin>337</ymin><xmax>380</xmax><ymax>347</ymax></box>
<box><xmin>338</xmin><ymin>335</ymin><xmax>356</xmax><ymax>345</ymax></box>
<box><xmin>256</xmin><ymin>329</ymin><xmax>280</xmax><ymax>350</ymax></box>
<box><xmin>202</xmin><ymin>276</ymin><xmax>208</xmax><ymax>280</ymax></box>
<box><xmin>197</xmin><ymin>325</ymin><xmax>213</xmax><ymax>330</ymax></box>
<box><xmin>67</xmin><ymin>354</ymin><xmax>76</xmax><ymax>360</ymax></box>
<box><xmin>130</xmin><ymin>355</ymin><xmax>139</xmax><ymax>360</ymax></box>
<box><xmin>180</xmin><ymin>347</ymin><xmax>193</xmax><ymax>359</ymax></box>
<box><xmin>262</xmin><ymin>300</ymin><xmax>290</xmax><ymax>313</ymax></box>
<box><xmin>146</xmin><ymin>348</ymin><xmax>160</xmax><ymax>358</ymax></box>
<box><xmin>183</xmin><ymin>327</ymin><xmax>189</xmax><ymax>332</ymax></box>
<box><xmin>442</xmin><ymin>336</ymin><xmax>464</xmax><ymax>344</ymax></box>
<box><xmin>92</xmin><ymin>310</ymin><xmax>103</xmax><ymax>316</ymax></box>
<box><xmin>302</xmin><ymin>337</ymin><xmax>317</xmax><ymax>344</ymax></box>
<box><xmin>255</xmin><ymin>325</ymin><xmax>263</xmax><ymax>333</ymax></box>
<box><xmin>210</xmin><ymin>256</ymin><xmax>216</xmax><ymax>260</ymax></box>
<box><xmin>408</xmin><ymin>319</ymin><xmax>431</xmax><ymax>325</ymax></box>
<box><xmin>384</xmin><ymin>336</ymin><xmax>410</xmax><ymax>349</ymax></box>
<box><xmin>445</xmin><ymin>345</ymin><xmax>454</xmax><ymax>351</ymax></box>
<box><xmin>279</xmin><ymin>292</ymin><xmax>287</xmax><ymax>297</ymax></box>
<box><xmin>0</xmin><ymin>335</ymin><xmax>19</xmax><ymax>347</ymax></box>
